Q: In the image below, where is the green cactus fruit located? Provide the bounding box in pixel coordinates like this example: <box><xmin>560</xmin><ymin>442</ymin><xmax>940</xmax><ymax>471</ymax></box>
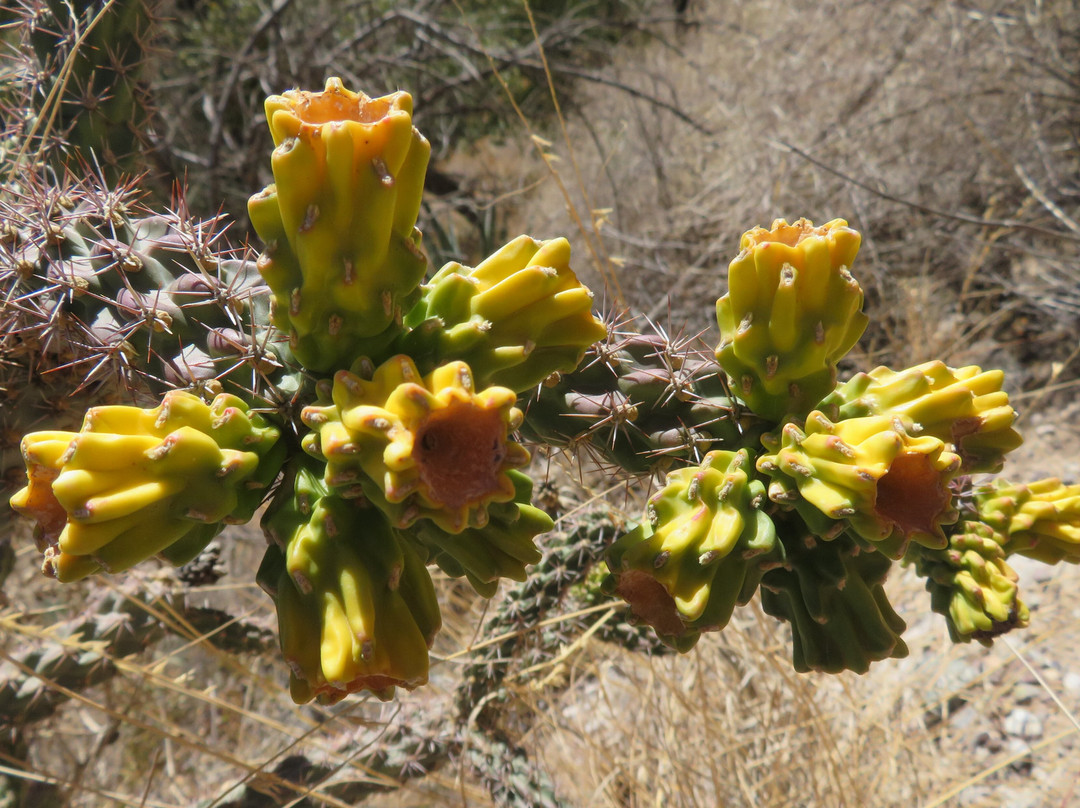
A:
<box><xmin>757</xmin><ymin>411</ymin><xmax>961</xmax><ymax>557</ymax></box>
<box><xmin>260</xmin><ymin>493</ymin><xmax>441</xmax><ymax>704</ymax></box>
<box><xmin>248</xmin><ymin>77</ymin><xmax>431</xmax><ymax>372</ymax></box>
<box><xmin>300</xmin><ymin>355</ymin><xmax>531</xmax><ymax>533</ymax></box>
<box><xmin>10</xmin><ymin>0</ymin><xmax>155</xmax><ymax>181</ymax></box>
<box><xmin>911</xmin><ymin>520</ymin><xmax>1029</xmax><ymax>644</ymax></box>
<box><xmin>715</xmin><ymin>218</ymin><xmax>868</xmax><ymax>421</ymax></box>
<box><xmin>409</xmin><ymin>469</ymin><xmax>551</xmax><ymax>597</ymax></box>
<box><xmin>759</xmin><ymin>529</ymin><xmax>908</xmax><ymax>674</ymax></box>
<box><xmin>972</xmin><ymin>478</ymin><xmax>1080</xmax><ymax>564</ymax></box>
<box><xmin>397</xmin><ymin>235</ymin><xmax>608</xmax><ymax>392</ymax></box>
<box><xmin>519</xmin><ymin>327</ymin><xmax>763</xmax><ymax>475</ymax></box>
<box><xmin>8</xmin><ymin>390</ymin><xmax>282</xmax><ymax>580</ymax></box>
<box><xmin>0</xmin><ymin>178</ymin><xmax>292</xmax><ymax>404</ymax></box>
<box><xmin>260</xmin><ymin>453</ymin><xmax>331</xmax><ymax>553</ymax></box>
<box><xmin>603</xmin><ymin>449</ymin><xmax>778</xmax><ymax>650</ymax></box>
<box><xmin>820</xmin><ymin>361</ymin><xmax>1022</xmax><ymax>473</ymax></box>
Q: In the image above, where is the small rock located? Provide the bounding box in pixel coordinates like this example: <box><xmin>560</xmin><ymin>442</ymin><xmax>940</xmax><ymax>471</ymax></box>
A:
<box><xmin>1011</xmin><ymin>682</ymin><xmax>1043</xmax><ymax>705</ymax></box>
<box><xmin>974</xmin><ymin>731</ymin><xmax>1002</xmax><ymax>753</ymax></box>
<box><xmin>957</xmin><ymin>786</ymin><xmax>992</xmax><ymax>807</ymax></box>
<box><xmin>998</xmin><ymin>786</ymin><xmax>1043</xmax><ymax>808</ymax></box>
<box><xmin>1006</xmin><ymin>737</ymin><xmax>1034</xmax><ymax>774</ymax></box>
<box><xmin>949</xmin><ymin>705</ymin><xmax>979</xmax><ymax>731</ymax></box>
<box><xmin>1064</xmin><ymin>672</ymin><xmax>1080</xmax><ymax>694</ymax></box>
<box><xmin>1004</xmin><ymin>708</ymin><xmax>1044</xmax><ymax>740</ymax></box>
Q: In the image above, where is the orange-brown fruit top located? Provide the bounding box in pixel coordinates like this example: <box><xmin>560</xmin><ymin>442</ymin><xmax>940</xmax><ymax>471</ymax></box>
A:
<box><xmin>265</xmin><ymin>77</ymin><xmax>413</xmax><ymax>146</ymax></box>
<box><xmin>613</xmin><ymin>569</ymin><xmax>688</xmax><ymax>638</ymax></box>
<box><xmin>283</xmin><ymin>81</ymin><xmax>395</xmax><ymax>125</ymax></box>
<box><xmin>875</xmin><ymin>452</ymin><xmax>952</xmax><ymax>538</ymax></box>
<box><xmin>739</xmin><ymin>217</ymin><xmax>849</xmax><ymax>250</ymax></box>
<box><xmin>413</xmin><ymin>401</ymin><xmax>509</xmax><ymax>509</ymax></box>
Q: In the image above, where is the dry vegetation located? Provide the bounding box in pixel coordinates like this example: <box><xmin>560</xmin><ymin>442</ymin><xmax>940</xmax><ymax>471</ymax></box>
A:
<box><xmin>3</xmin><ymin>0</ymin><xmax>1080</xmax><ymax>806</ymax></box>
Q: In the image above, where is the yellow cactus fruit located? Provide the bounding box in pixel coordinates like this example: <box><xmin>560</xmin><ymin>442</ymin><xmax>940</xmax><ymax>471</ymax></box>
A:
<box><xmin>259</xmin><ymin>497</ymin><xmax>439</xmax><ymax>704</ymax></box>
<box><xmin>975</xmin><ymin>478</ymin><xmax>1080</xmax><ymax>564</ymax></box>
<box><xmin>821</xmin><ymin>360</ymin><xmax>1022</xmax><ymax>472</ymax></box>
<box><xmin>913</xmin><ymin>521</ymin><xmax>1029</xmax><ymax>644</ymax></box>
<box><xmin>715</xmin><ymin>218</ymin><xmax>867</xmax><ymax>421</ymax></box>
<box><xmin>9</xmin><ymin>391</ymin><xmax>281</xmax><ymax>580</ymax></box>
<box><xmin>248</xmin><ymin>77</ymin><xmax>431</xmax><ymax>372</ymax></box>
<box><xmin>604</xmin><ymin>449</ymin><xmax>777</xmax><ymax>650</ymax></box>
<box><xmin>400</xmin><ymin>235</ymin><xmax>609</xmax><ymax>392</ymax></box>
<box><xmin>757</xmin><ymin>411</ymin><xmax>961</xmax><ymax>557</ymax></box>
<box><xmin>301</xmin><ymin>355</ymin><xmax>530</xmax><ymax>533</ymax></box>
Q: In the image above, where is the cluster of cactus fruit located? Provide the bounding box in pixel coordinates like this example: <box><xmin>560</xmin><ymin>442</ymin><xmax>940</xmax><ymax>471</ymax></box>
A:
<box><xmin>5</xmin><ymin>74</ymin><xmax>1080</xmax><ymax>721</ymax></box>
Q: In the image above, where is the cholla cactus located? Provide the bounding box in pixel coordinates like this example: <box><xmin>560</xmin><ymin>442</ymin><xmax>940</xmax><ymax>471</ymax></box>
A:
<box><xmin>6</xmin><ymin>72</ymin><xmax>1076</xmax><ymax>713</ymax></box>
<box><xmin>911</xmin><ymin>520</ymin><xmax>1029</xmax><ymax>644</ymax></box>
<box><xmin>972</xmin><ymin>477</ymin><xmax>1080</xmax><ymax>563</ymax></box>
<box><xmin>756</xmin><ymin>410</ymin><xmax>962</xmax><ymax>557</ymax></box>
<box><xmin>3</xmin><ymin>0</ymin><xmax>156</xmax><ymax>181</ymax></box>
<box><xmin>0</xmin><ymin>174</ymin><xmax>291</xmax><ymax>520</ymax></box>
<box><xmin>521</xmin><ymin>326</ymin><xmax>760</xmax><ymax>475</ymax></box>
<box><xmin>604</xmin><ymin>449</ymin><xmax>777</xmax><ymax>650</ymax></box>
<box><xmin>760</xmin><ymin>527</ymin><xmax>909</xmax><ymax>674</ymax></box>
<box><xmin>821</xmin><ymin>361</ymin><xmax>1022</xmax><ymax>473</ymax></box>
<box><xmin>398</xmin><ymin>234</ymin><xmax>609</xmax><ymax>392</ymax></box>
<box><xmin>300</xmin><ymin>354</ymin><xmax>532</xmax><ymax>533</ymax></box>
<box><xmin>258</xmin><ymin>502</ymin><xmax>440</xmax><ymax>704</ymax></box>
<box><xmin>600</xmin><ymin>215</ymin><xmax>1050</xmax><ymax>674</ymax></box>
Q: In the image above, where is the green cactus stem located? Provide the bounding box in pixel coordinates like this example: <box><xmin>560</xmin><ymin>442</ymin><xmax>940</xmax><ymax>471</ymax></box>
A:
<box><xmin>759</xmin><ymin>527</ymin><xmax>908</xmax><ymax>674</ymax></box>
<box><xmin>8</xmin><ymin>0</ymin><xmax>156</xmax><ymax>181</ymax></box>
<box><xmin>0</xmin><ymin>584</ymin><xmax>276</xmax><ymax>730</ymax></box>
<box><xmin>520</xmin><ymin>324</ymin><xmax>764</xmax><ymax>476</ymax></box>
<box><xmin>0</xmin><ymin>175</ymin><xmax>294</xmax><ymax>403</ymax></box>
